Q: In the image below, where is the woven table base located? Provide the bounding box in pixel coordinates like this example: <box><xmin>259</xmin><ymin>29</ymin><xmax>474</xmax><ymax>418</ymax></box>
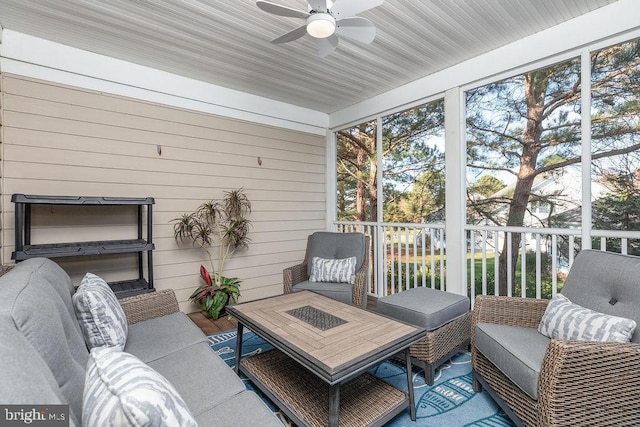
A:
<box><xmin>241</xmin><ymin>350</ymin><xmax>408</xmax><ymax>427</ymax></box>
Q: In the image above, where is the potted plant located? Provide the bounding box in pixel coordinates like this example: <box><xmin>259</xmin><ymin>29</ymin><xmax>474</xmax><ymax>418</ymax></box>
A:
<box><xmin>172</xmin><ymin>189</ymin><xmax>251</xmax><ymax>319</ymax></box>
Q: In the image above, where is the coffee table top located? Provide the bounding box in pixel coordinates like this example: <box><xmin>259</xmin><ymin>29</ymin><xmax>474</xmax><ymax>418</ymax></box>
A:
<box><xmin>227</xmin><ymin>291</ymin><xmax>425</xmax><ymax>383</ymax></box>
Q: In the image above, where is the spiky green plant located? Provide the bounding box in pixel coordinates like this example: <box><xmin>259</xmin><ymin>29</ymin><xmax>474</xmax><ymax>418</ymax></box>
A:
<box><xmin>172</xmin><ymin>189</ymin><xmax>251</xmax><ymax>318</ymax></box>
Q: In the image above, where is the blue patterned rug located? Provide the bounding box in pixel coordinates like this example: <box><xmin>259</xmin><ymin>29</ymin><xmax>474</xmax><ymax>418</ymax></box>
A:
<box><xmin>208</xmin><ymin>330</ymin><xmax>514</xmax><ymax>427</ymax></box>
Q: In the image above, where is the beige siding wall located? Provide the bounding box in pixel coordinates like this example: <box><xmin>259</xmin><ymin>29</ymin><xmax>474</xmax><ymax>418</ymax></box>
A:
<box><xmin>0</xmin><ymin>73</ymin><xmax>326</xmax><ymax>312</ymax></box>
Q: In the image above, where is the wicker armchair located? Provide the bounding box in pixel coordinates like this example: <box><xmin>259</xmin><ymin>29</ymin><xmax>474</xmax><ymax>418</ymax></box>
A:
<box><xmin>471</xmin><ymin>250</ymin><xmax>640</xmax><ymax>427</ymax></box>
<box><xmin>283</xmin><ymin>232</ymin><xmax>370</xmax><ymax>308</ymax></box>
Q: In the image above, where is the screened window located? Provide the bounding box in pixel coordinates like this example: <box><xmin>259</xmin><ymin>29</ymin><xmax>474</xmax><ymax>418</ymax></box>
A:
<box><xmin>590</xmin><ymin>38</ymin><xmax>640</xmax><ymax>255</ymax></box>
<box><xmin>466</xmin><ymin>57</ymin><xmax>582</xmax><ymax>229</ymax></box>
<box><xmin>381</xmin><ymin>100</ymin><xmax>445</xmax><ymax>223</ymax></box>
<box><xmin>336</xmin><ymin>120</ymin><xmax>377</xmax><ymax>222</ymax></box>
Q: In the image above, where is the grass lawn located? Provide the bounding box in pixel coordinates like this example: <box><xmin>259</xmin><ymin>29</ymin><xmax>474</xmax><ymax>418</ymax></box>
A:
<box><xmin>385</xmin><ymin>248</ymin><xmax>563</xmax><ymax>299</ymax></box>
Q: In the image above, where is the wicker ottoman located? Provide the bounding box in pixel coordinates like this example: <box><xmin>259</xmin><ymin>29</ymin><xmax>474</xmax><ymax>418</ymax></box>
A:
<box><xmin>377</xmin><ymin>287</ymin><xmax>471</xmax><ymax>385</ymax></box>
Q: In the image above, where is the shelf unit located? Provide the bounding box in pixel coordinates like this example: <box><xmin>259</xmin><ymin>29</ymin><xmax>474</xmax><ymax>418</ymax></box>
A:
<box><xmin>12</xmin><ymin>194</ymin><xmax>155</xmax><ymax>298</ymax></box>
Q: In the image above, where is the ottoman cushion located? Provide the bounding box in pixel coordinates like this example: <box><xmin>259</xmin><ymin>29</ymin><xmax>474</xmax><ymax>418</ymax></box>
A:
<box><xmin>377</xmin><ymin>287</ymin><xmax>470</xmax><ymax>331</ymax></box>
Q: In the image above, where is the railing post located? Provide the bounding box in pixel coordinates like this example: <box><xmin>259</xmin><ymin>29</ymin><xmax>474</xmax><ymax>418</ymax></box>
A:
<box><xmin>581</xmin><ymin>50</ymin><xmax>592</xmax><ymax>250</ymax></box>
<box><xmin>444</xmin><ymin>87</ymin><xmax>466</xmax><ymax>296</ymax></box>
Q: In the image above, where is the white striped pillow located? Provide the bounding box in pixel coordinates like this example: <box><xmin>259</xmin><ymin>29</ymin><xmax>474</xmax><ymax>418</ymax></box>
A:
<box><xmin>73</xmin><ymin>273</ymin><xmax>128</xmax><ymax>350</ymax></box>
<box><xmin>538</xmin><ymin>294</ymin><xmax>636</xmax><ymax>343</ymax></box>
<box><xmin>309</xmin><ymin>256</ymin><xmax>357</xmax><ymax>284</ymax></box>
<box><xmin>83</xmin><ymin>347</ymin><xmax>197</xmax><ymax>427</ymax></box>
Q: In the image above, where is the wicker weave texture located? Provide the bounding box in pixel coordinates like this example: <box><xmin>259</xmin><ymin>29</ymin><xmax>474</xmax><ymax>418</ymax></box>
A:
<box><xmin>119</xmin><ymin>289</ymin><xmax>180</xmax><ymax>324</ymax></box>
<box><xmin>241</xmin><ymin>350</ymin><xmax>406</xmax><ymax>427</ymax></box>
<box><xmin>471</xmin><ymin>295</ymin><xmax>549</xmax><ymax>330</ymax></box>
<box><xmin>538</xmin><ymin>339</ymin><xmax>640</xmax><ymax>426</ymax></box>
<box><xmin>410</xmin><ymin>311</ymin><xmax>471</xmax><ymax>364</ymax></box>
<box><xmin>472</xmin><ymin>295</ymin><xmax>640</xmax><ymax>426</ymax></box>
<box><xmin>475</xmin><ymin>351</ymin><xmax>539</xmax><ymax>426</ymax></box>
<box><xmin>283</xmin><ymin>234</ymin><xmax>371</xmax><ymax>308</ymax></box>
<box><xmin>283</xmin><ymin>263</ymin><xmax>306</xmax><ymax>294</ymax></box>
<box><xmin>0</xmin><ymin>264</ymin><xmax>15</xmax><ymax>277</ymax></box>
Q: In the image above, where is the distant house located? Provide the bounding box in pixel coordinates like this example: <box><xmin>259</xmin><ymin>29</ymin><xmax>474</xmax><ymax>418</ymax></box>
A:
<box><xmin>484</xmin><ymin>165</ymin><xmax>609</xmax><ymax>228</ymax></box>
<box><xmin>469</xmin><ymin>166</ymin><xmax>611</xmax><ymax>256</ymax></box>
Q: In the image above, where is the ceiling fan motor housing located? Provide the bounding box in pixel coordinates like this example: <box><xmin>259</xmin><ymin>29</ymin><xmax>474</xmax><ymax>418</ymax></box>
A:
<box><xmin>307</xmin><ymin>13</ymin><xmax>336</xmax><ymax>38</ymax></box>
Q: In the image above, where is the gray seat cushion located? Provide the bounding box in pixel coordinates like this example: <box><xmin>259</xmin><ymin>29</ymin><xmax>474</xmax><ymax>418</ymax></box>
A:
<box><xmin>147</xmin><ymin>341</ymin><xmax>247</xmax><ymax>417</ymax></box>
<box><xmin>475</xmin><ymin>323</ymin><xmax>550</xmax><ymax>400</ymax></box>
<box><xmin>125</xmin><ymin>312</ymin><xmax>207</xmax><ymax>363</ymax></box>
<box><xmin>376</xmin><ymin>287</ymin><xmax>470</xmax><ymax>331</ymax></box>
<box><xmin>195</xmin><ymin>390</ymin><xmax>283</xmax><ymax>427</ymax></box>
<box><xmin>291</xmin><ymin>281</ymin><xmax>352</xmax><ymax>305</ymax></box>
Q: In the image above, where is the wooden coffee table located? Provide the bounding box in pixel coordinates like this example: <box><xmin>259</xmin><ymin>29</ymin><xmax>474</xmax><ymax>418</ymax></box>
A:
<box><xmin>226</xmin><ymin>291</ymin><xmax>425</xmax><ymax>427</ymax></box>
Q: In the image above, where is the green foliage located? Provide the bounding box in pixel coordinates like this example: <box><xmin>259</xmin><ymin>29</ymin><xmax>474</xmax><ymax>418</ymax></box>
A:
<box><xmin>336</xmin><ymin>122</ymin><xmax>376</xmax><ymax>222</ymax></box>
<box><xmin>385</xmin><ymin>260</ymin><xmax>444</xmax><ymax>293</ymax></box>
<box><xmin>189</xmin><ymin>275</ymin><xmax>240</xmax><ymax>320</ymax></box>
<box><xmin>171</xmin><ymin>189</ymin><xmax>251</xmax><ymax>316</ymax></box>
<box><xmin>405</xmin><ymin>169</ymin><xmax>446</xmax><ymax>222</ymax></box>
<box><xmin>467</xmin><ymin>175</ymin><xmax>506</xmax><ymax>198</ymax></box>
<box><xmin>467</xmin><ymin>252</ymin><xmax>562</xmax><ymax>299</ymax></box>
<box><xmin>384</xmin><ymin>251</ymin><xmax>563</xmax><ymax>300</ymax></box>
<box><xmin>592</xmin><ymin>158</ymin><xmax>640</xmax><ymax>255</ymax></box>
<box><xmin>336</xmin><ymin>100</ymin><xmax>445</xmax><ymax>223</ymax></box>
<box><xmin>467</xmin><ymin>39</ymin><xmax>640</xmax><ymax>229</ymax></box>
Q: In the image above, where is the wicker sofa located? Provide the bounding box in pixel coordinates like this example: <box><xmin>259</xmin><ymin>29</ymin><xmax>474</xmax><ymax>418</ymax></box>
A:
<box><xmin>471</xmin><ymin>249</ymin><xmax>640</xmax><ymax>426</ymax></box>
<box><xmin>0</xmin><ymin>257</ymin><xmax>281</xmax><ymax>426</ymax></box>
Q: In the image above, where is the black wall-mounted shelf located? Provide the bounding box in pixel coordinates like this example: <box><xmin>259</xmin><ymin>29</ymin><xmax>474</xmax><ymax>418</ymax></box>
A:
<box><xmin>12</xmin><ymin>194</ymin><xmax>155</xmax><ymax>298</ymax></box>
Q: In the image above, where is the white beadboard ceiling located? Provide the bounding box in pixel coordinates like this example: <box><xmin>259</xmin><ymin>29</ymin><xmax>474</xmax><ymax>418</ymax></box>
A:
<box><xmin>0</xmin><ymin>0</ymin><xmax>617</xmax><ymax>114</ymax></box>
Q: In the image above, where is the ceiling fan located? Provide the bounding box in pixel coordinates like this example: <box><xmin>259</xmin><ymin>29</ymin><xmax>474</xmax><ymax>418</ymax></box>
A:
<box><xmin>256</xmin><ymin>0</ymin><xmax>384</xmax><ymax>58</ymax></box>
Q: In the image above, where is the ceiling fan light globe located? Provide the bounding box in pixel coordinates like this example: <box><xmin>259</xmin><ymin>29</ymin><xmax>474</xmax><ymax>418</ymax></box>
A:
<box><xmin>307</xmin><ymin>13</ymin><xmax>336</xmax><ymax>38</ymax></box>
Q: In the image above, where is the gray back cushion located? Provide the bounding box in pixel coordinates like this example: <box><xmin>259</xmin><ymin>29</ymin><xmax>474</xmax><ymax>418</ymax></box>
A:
<box><xmin>561</xmin><ymin>249</ymin><xmax>640</xmax><ymax>343</ymax></box>
<box><xmin>31</xmin><ymin>257</ymin><xmax>78</xmax><ymax>325</ymax></box>
<box><xmin>0</xmin><ymin>258</ymin><xmax>88</xmax><ymax>423</ymax></box>
<box><xmin>306</xmin><ymin>232</ymin><xmax>365</xmax><ymax>276</ymax></box>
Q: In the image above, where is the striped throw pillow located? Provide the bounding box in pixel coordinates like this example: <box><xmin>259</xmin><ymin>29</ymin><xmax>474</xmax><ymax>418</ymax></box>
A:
<box><xmin>309</xmin><ymin>256</ymin><xmax>357</xmax><ymax>284</ymax></box>
<box><xmin>73</xmin><ymin>273</ymin><xmax>128</xmax><ymax>350</ymax></box>
<box><xmin>83</xmin><ymin>347</ymin><xmax>197</xmax><ymax>427</ymax></box>
<box><xmin>538</xmin><ymin>293</ymin><xmax>636</xmax><ymax>343</ymax></box>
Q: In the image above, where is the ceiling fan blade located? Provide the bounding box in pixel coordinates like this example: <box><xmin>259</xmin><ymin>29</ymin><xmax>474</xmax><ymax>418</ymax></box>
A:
<box><xmin>271</xmin><ymin>25</ymin><xmax>308</xmax><ymax>43</ymax></box>
<box><xmin>336</xmin><ymin>17</ymin><xmax>376</xmax><ymax>44</ymax></box>
<box><xmin>307</xmin><ymin>0</ymin><xmax>328</xmax><ymax>13</ymax></box>
<box><xmin>317</xmin><ymin>34</ymin><xmax>339</xmax><ymax>58</ymax></box>
<box><xmin>256</xmin><ymin>1</ymin><xmax>309</xmax><ymax>19</ymax></box>
<box><xmin>330</xmin><ymin>0</ymin><xmax>384</xmax><ymax>19</ymax></box>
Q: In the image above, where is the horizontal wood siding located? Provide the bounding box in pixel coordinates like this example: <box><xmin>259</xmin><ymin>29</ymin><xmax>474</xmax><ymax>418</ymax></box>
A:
<box><xmin>0</xmin><ymin>73</ymin><xmax>326</xmax><ymax>312</ymax></box>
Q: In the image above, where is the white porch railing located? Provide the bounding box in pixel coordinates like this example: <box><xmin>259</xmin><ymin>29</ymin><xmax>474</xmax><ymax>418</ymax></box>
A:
<box><xmin>334</xmin><ymin>221</ymin><xmax>640</xmax><ymax>304</ymax></box>
<box><xmin>334</xmin><ymin>221</ymin><xmax>446</xmax><ymax>297</ymax></box>
<box><xmin>465</xmin><ymin>226</ymin><xmax>581</xmax><ymax>302</ymax></box>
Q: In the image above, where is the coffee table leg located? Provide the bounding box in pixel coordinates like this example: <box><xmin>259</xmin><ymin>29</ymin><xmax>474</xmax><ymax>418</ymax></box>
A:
<box><xmin>405</xmin><ymin>349</ymin><xmax>416</xmax><ymax>421</ymax></box>
<box><xmin>328</xmin><ymin>383</ymin><xmax>340</xmax><ymax>427</ymax></box>
<box><xmin>234</xmin><ymin>323</ymin><xmax>244</xmax><ymax>374</ymax></box>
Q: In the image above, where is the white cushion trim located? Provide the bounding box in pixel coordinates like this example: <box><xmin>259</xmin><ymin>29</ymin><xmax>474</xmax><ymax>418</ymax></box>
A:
<box><xmin>538</xmin><ymin>294</ymin><xmax>636</xmax><ymax>343</ymax></box>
